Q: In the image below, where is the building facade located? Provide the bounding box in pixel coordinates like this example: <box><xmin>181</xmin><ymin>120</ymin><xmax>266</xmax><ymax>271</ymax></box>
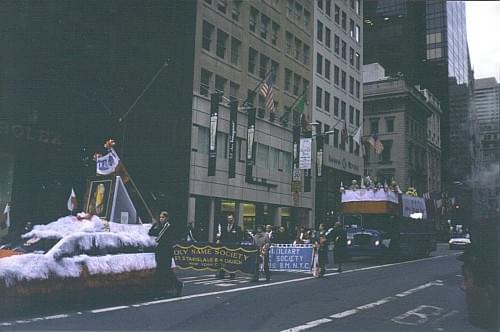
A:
<box><xmin>312</xmin><ymin>0</ymin><xmax>364</xmax><ymax>225</ymax></box>
<box><xmin>363</xmin><ymin>66</ymin><xmax>439</xmax><ymax>195</ymax></box>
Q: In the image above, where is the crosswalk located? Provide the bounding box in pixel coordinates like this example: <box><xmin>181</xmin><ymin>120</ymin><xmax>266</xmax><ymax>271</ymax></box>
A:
<box><xmin>179</xmin><ymin>274</ymin><xmax>253</xmax><ymax>287</ymax></box>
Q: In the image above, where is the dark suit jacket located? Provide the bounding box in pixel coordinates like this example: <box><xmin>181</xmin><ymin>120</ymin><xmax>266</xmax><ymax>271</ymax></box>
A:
<box><xmin>219</xmin><ymin>224</ymin><xmax>242</xmax><ymax>244</ymax></box>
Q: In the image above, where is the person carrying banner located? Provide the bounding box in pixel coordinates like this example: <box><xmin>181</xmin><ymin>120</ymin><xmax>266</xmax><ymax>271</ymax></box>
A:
<box><xmin>332</xmin><ymin>221</ymin><xmax>348</xmax><ymax>272</ymax></box>
<box><xmin>216</xmin><ymin>214</ymin><xmax>242</xmax><ymax>279</ymax></box>
<box><xmin>148</xmin><ymin>211</ymin><xmax>183</xmax><ymax>297</ymax></box>
<box><xmin>250</xmin><ymin>225</ymin><xmax>271</xmax><ymax>282</ymax></box>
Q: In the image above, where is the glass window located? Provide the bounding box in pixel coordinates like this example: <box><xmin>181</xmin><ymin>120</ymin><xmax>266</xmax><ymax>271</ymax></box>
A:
<box><xmin>260</xmin><ymin>14</ymin><xmax>270</xmax><ymax>39</ymax></box>
<box><xmin>355</xmin><ymin>109</ymin><xmax>360</xmax><ymax>126</ymax></box>
<box><xmin>349</xmin><ymin>136</ymin><xmax>354</xmax><ymax>153</ymax></box>
<box><xmin>294</xmin><ymin>2</ymin><xmax>302</xmax><ymax>25</ymax></box>
<box><xmin>341</xmin><ymin>40</ymin><xmax>347</xmax><ymax>59</ymax></box>
<box><xmin>326</xmin><ymin>0</ymin><xmax>331</xmax><ymax>16</ymax></box>
<box><xmin>248</xmin><ymin>48</ymin><xmax>258</xmax><ymax>74</ymax></box>
<box><xmin>356</xmin><ymin>80</ymin><xmax>360</xmax><ymax>98</ymax></box>
<box><xmin>333</xmin><ymin>128</ymin><xmax>339</xmax><ymax>147</ymax></box>
<box><xmin>259</xmin><ymin>54</ymin><xmax>269</xmax><ymax>79</ymax></box>
<box><xmin>324</xmin><ymin>59</ymin><xmax>330</xmax><ymax>80</ymax></box>
<box><xmin>355</xmin><ymin>52</ymin><xmax>360</xmax><ymax>69</ymax></box>
<box><xmin>271</xmin><ymin>21</ymin><xmax>280</xmax><ymax>46</ymax></box>
<box><xmin>304</xmin><ymin>9</ymin><xmax>310</xmax><ymax>29</ymax></box>
<box><xmin>324</xmin><ymin>91</ymin><xmax>330</xmax><ymax>112</ymax></box>
<box><xmin>229</xmin><ymin>81</ymin><xmax>239</xmax><ymax>101</ymax></box>
<box><xmin>270</xmin><ymin>147</ymin><xmax>280</xmax><ymax>170</ymax></box>
<box><xmin>230</xmin><ymin>37</ymin><xmax>241</xmax><ymax>66</ymax></box>
<box><xmin>370</xmin><ymin>119</ymin><xmax>379</xmax><ymax>134</ymax></box>
<box><xmin>256</xmin><ymin>144</ymin><xmax>269</xmax><ymax>168</ymax></box>
<box><xmin>355</xmin><ymin>0</ymin><xmax>360</xmax><ymax>14</ymax></box>
<box><xmin>317</xmin><ymin>0</ymin><xmax>323</xmax><ymax>11</ymax></box>
<box><xmin>293</xmin><ymin>73</ymin><xmax>301</xmax><ymax>95</ymax></box>
<box><xmin>349</xmin><ymin>47</ymin><xmax>354</xmax><ymax>65</ymax></box>
<box><xmin>294</xmin><ymin>37</ymin><xmax>302</xmax><ymax>60</ymax></box>
<box><xmin>316</xmin><ymin>53</ymin><xmax>323</xmax><ymax>75</ymax></box>
<box><xmin>350</xmin><ymin>19</ymin><xmax>355</xmax><ymax>38</ymax></box>
<box><xmin>286</xmin><ymin>31</ymin><xmax>293</xmax><ymax>55</ymax></box>
<box><xmin>355</xmin><ymin>25</ymin><xmax>360</xmax><ymax>42</ymax></box>
<box><xmin>250</xmin><ymin>7</ymin><xmax>258</xmax><ymax>32</ymax></box>
<box><xmin>334</xmin><ymin>34</ymin><xmax>340</xmax><ymax>54</ymax></box>
<box><xmin>334</xmin><ymin>65</ymin><xmax>339</xmax><ymax>85</ymax></box>
<box><xmin>316</xmin><ymin>86</ymin><xmax>323</xmax><ymax>108</ymax></box>
<box><xmin>216</xmin><ymin>29</ymin><xmax>229</xmax><ymax>59</ymax></box>
<box><xmin>341</xmin><ymin>11</ymin><xmax>347</xmax><ymax>30</ymax></box>
<box><xmin>271</xmin><ymin>61</ymin><xmax>279</xmax><ymax>84</ymax></box>
<box><xmin>217</xmin><ymin>0</ymin><xmax>227</xmax><ymax>14</ymax></box>
<box><xmin>341</xmin><ymin>70</ymin><xmax>346</xmax><ymax>90</ymax></box>
<box><xmin>202</xmin><ymin>21</ymin><xmax>215</xmax><ymax>52</ymax></box>
<box><xmin>341</xmin><ymin>101</ymin><xmax>346</xmax><ymax>120</ymax></box>
<box><xmin>317</xmin><ymin>20</ymin><xmax>323</xmax><ymax>42</ymax></box>
<box><xmin>325</xmin><ymin>27</ymin><xmax>331</xmax><ymax>48</ymax></box>
<box><xmin>285</xmin><ymin>68</ymin><xmax>292</xmax><ymax>92</ymax></box>
<box><xmin>232</xmin><ymin>0</ymin><xmax>242</xmax><ymax>21</ymax></box>
<box><xmin>303</xmin><ymin>44</ymin><xmax>310</xmax><ymax>65</ymax></box>
<box><xmin>303</xmin><ymin>79</ymin><xmax>309</xmax><ymax>100</ymax></box>
<box><xmin>334</xmin><ymin>97</ymin><xmax>339</xmax><ymax>116</ymax></box>
<box><xmin>349</xmin><ymin>105</ymin><xmax>354</xmax><ymax>124</ymax></box>
<box><xmin>200</xmin><ymin>69</ymin><xmax>212</xmax><ymax>97</ymax></box>
<box><xmin>334</xmin><ymin>5</ymin><xmax>340</xmax><ymax>24</ymax></box>
<box><xmin>215</xmin><ymin>75</ymin><xmax>226</xmax><ymax>95</ymax></box>
<box><xmin>286</xmin><ymin>0</ymin><xmax>293</xmax><ymax>18</ymax></box>
<box><xmin>386</xmin><ymin>118</ymin><xmax>394</xmax><ymax>132</ymax></box>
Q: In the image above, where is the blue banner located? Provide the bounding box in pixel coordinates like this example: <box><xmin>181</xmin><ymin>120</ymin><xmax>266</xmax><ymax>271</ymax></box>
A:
<box><xmin>269</xmin><ymin>244</ymin><xmax>314</xmax><ymax>271</ymax></box>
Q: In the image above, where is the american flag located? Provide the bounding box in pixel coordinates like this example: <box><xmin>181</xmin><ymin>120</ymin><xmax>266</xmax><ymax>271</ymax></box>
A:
<box><xmin>259</xmin><ymin>71</ymin><xmax>275</xmax><ymax>113</ymax></box>
<box><xmin>367</xmin><ymin>133</ymin><xmax>384</xmax><ymax>154</ymax></box>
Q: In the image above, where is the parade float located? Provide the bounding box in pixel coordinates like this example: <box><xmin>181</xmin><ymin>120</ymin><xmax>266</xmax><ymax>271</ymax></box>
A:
<box><xmin>340</xmin><ymin>177</ymin><xmax>436</xmax><ymax>260</ymax></box>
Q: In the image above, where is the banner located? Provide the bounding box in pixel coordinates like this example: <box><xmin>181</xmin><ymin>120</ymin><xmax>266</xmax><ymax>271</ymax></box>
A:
<box><xmin>228</xmin><ymin>100</ymin><xmax>238</xmax><ymax>178</ymax></box>
<box><xmin>401</xmin><ymin>195</ymin><xmax>428</xmax><ymax>219</ymax></box>
<box><xmin>208</xmin><ymin>93</ymin><xmax>221</xmax><ymax>176</ymax></box>
<box><xmin>245</xmin><ymin>108</ymin><xmax>256</xmax><ymax>182</ymax></box>
<box><xmin>299</xmin><ymin>138</ymin><xmax>312</xmax><ymax>170</ymax></box>
<box><xmin>173</xmin><ymin>242</ymin><xmax>257</xmax><ymax>274</ymax></box>
<box><xmin>96</xmin><ymin>148</ymin><xmax>120</xmax><ymax>175</ymax></box>
<box><xmin>316</xmin><ymin>134</ymin><xmax>323</xmax><ymax>177</ymax></box>
<box><xmin>269</xmin><ymin>244</ymin><xmax>314</xmax><ymax>271</ymax></box>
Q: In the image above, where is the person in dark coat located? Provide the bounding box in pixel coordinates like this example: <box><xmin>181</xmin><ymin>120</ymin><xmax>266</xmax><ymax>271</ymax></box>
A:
<box><xmin>215</xmin><ymin>214</ymin><xmax>242</xmax><ymax>279</ymax></box>
<box><xmin>332</xmin><ymin>221</ymin><xmax>347</xmax><ymax>272</ymax></box>
<box><xmin>148</xmin><ymin>211</ymin><xmax>183</xmax><ymax>296</ymax></box>
<box><xmin>314</xmin><ymin>223</ymin><xmax>330</xmax><ymax>277</ymax></box>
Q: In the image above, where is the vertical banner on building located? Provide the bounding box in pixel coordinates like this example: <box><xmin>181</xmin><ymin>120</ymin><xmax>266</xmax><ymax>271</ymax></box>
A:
<box><xmin>291</xmin><ymin>125</ymin><xmax>302</xmax><ymax>198</ymax></box>
<box><xmin>245</xmin><ymin>108</ymin><xmax>256</xmax><ymax>182</ymax></box>
<box><xmin>208</xmin><ymin>93</ymin><xmax>221</xmax><ymax>176</ymax></box>
<box><xmin>303</xmin><ymin>131</ymin><xmax>312</xmax><ymax>192</ymax></box>
<box><xmin>228</xmin><ymin>100</ymin><xmax>238</xmax><ymax>179</ymax></box>
<box><xmin>316</xmin><ymin>134</ymin><xmax>323</xmax><ymax>177</ymax></box>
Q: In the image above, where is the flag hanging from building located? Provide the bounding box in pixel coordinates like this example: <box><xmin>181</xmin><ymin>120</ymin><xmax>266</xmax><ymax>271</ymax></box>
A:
<box><xmin>341</xmin><ymin>120</ymin><xmax>348</xmax><ymax>144</ymax></box>
<box><xmin>367</xmin><ymin>133</ymin><xmax>384</xmax><ymax>154</ymax></box>
<box><xmin>292</xmin><ymin>94</ymin><xmax>306</xmax><ymax>114</ymax></box>
<box><xmin>67</xmin><ymin>188</ymin><xmax>77</xmax><ymax>212</ymax></box>
<box><xmin>259</xmin><ymin>71</ymin><xmax>275</xmax><ymax>113</ymax></box>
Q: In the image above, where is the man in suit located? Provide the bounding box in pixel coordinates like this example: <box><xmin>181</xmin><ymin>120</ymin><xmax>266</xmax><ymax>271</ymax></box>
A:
<box><xmin>216</xmin><ymin>213</ymin><xmax>242</xmax><ymax>279</ymax></box>
<box><xmin>148</xmin><ymin>211</ymin><xmax>183</xmax><ymax>296</ymax></box>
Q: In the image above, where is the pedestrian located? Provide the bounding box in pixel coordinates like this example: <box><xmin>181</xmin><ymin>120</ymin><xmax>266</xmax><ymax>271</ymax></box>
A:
<box><xmin>274</xmin><ymin>226</ymin><xmax>289</xmax><ymax>244</ymax></box>
<box><xmin>250</xmin><ymin>225</ymin><xmax>271</xmax><ymax>282</ymax></box>
<box><xmin>215</xmin><ymin>213</ymin><xmax>242</xmax><ymax>279</ymax></box>
<box><xmin>332</xmin><ymin>221</ymin><xmax>347</xmax><ymax>272</ymax></box>
<box><xmin>148</xmin><ymin>211</ymin><xmax>183</xmax><ymax>297</ymax></box>
<box><xmin>185</xmin><ymin>222</ymin><xmax>197</xmax><ymax>242</ymax></box>
<box><xmin>265</xmin><ymin>225</ymin><xmax>275</xmax><ymax>243</ymax></box>
<box><xmin>314</xmin><ymin>225</ymin><xmax>329</xmax><ymax>277</ymax></box>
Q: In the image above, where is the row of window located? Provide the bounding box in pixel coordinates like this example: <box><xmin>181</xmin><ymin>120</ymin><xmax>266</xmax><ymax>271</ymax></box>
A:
<box><xmin>203</xmin><ymin>0</ymin><xmax>243</xmax><ymax>22</ymax></box>
<box><xmin>197</xmin><ymin>126</ymin><xmax>293</xmax><ymax>173</ymax></box>
<box><xmin>286</xmin><ymin>0</ymin><xmax>311</xmax><ymax>32</ymax></box>
<box><xmin>315</xmin><ymin>87</ymin><xmax>361</xmax><ymax>125</ymax></box>
<box><xmin>316</xmin><ymin>54</ymin><xmax>361</xmax><ymax>98</ymax></box>
<box><xmin>370</xmin><ymin>117</ymin><xmax>395</xmax><ymax>134</ymax></box>
<box><xmin>202</xmin><ymin>21</ymin><xmax>242</xmax><ymax>66</ymax></box>
<box><xmin>318</xmin><ymin>0</ymin><xmax>361</xmax><ymax>17</ymax></box>
<box><xmin>200</xmin><ymin>68</ymin><xmax>241</xmax><ymax>101</ymax></box>
<box><xmin>285</xmin><ymin>30</ymin><xmax>311</xmax><ymax>66</ymax></box>
<box><xmin>317</xmin><ymin>25</ymin><xmax>361</xmax><ymax>70</ymax></box>
<box><xmin>249</xmin><ymin>6</ymin><xmax>281</xmax><ymax>47</ymax></box>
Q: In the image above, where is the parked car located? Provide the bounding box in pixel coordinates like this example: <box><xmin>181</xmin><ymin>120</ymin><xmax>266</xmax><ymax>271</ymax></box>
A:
<box><xmin>0</xmin><ymin>215</ymin><xmax>157</xmax><ymax>310</ymax></box>
<box><xmin>448</xmin><ymin>234</ymin><xmax>471</xmax><ymax>250</ymax></box>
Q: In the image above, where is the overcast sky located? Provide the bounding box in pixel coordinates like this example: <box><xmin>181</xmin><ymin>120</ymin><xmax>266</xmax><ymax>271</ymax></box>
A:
<box><xmin>466</xmin><ymin>1</ymin><xmax>500</xmax><ymax>82</ymax></box>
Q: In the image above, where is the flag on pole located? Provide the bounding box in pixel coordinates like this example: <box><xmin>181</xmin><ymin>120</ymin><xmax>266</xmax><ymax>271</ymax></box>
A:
<box><xmin>259</xmin><ymin>71</ymin><xmax>275</xmax><ymax>113</ymax></box>
<box><xmin>292</xmin><ymin>94</ymin><xmax>306</xmax><ymax>114</ymax></box>
<box><xmin>2</xmin><ymin>203</ymin><xmax>10</xmax><ymax>229</ymax></box>
<box><xmin>353</xmin><ymin>126</ymin><xmax>362</xmax><ymax>145</ymax></box>
<box><xmin>341</xmin><ymin>120</ymin><xmax>348</xmax><ymax>144</ymax></box>
<box><xmin>67</xmin><ymin>188</ymin><xmax>77</xmax><ymax>212</ymax></box>
<box><xmin>367</xmin><ymin>133</ymin><xmax>384</xmax><ymax>154</ymax></box>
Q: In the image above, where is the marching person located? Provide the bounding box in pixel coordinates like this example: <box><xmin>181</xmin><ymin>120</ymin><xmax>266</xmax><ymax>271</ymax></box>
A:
<box><xmin>215</xmin><ymin>213</ymin><xmax>242</xmax><ymax>279</ymax></box>
<box><xmin>250</xmin><ymin>225</ymin><xmax>271</xmax><ymax>282</ymax></box>
<box><xmin>148</xmin><ymin>211</ymin><xmax>183</xmax><ymax>297</ymax></box>
<box><xmin>332</xmin><ymin>221</ymin><xmax>348</xmax><ymax>273</ymax></box>
<box><xmin>265</xmin><ymin>225</ymin><xmax>275</xmax><ymax>243</ymax></box>
<box><xmin>185</xmin><ymin>222</ymin><xmax>197</xmax><ymax>242</ymax></box>
<box><xmin>314</xmin><ymin>224</ymin><xmax>330</xmax><ymax>277</ymax></box>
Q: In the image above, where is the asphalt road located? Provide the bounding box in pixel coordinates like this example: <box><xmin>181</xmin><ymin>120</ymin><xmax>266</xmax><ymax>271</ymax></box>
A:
<box><xmin>1</xmin><ymin>244</ymin><xmax>481</xmax><ymax>331</ymax></box>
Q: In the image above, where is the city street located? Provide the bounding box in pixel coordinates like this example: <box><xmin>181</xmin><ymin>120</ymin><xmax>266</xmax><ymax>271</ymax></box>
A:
<box><xmin>1</xmin><ymin>244</ymin><xmax>481</xmax><ymax>331</ymax></box>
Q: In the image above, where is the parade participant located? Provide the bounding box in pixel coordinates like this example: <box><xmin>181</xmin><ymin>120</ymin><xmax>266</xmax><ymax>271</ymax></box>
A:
<box><xmin>185</xmin><ymin>222</ymin><xmax>197</xmax><ymax>242</ymax></box>
<box><xmin>250</xmin><ymin>225</ymin><xmax>271</xmax><ymax>282</ymax></box>
<box><xmin>314</xmin><ymin>230</ymin><xmax>329</xmax><ymax>277</ymax></box>
<box><xmin>265</xmin><ymin>225</ymin><xmax>275</xmax><ymax>243</ymax></box>
<box><xmin>274</xmin><ymin>226</ymin><xmax>289</xmax><ymax>244</ymax></box>
<box><xmin>332</xmin><ymin>221</ymin><xmax>347</xmax><ymax>273</ymax></box>
<box><xmin>215</xmin><ymin>213</ymin><xmax>242</xmax><ymax>279</ymax></box>
<box><xmin>148</xmin><ymin>211</ymin><xmax>183</xmax><ymax>297</ymax></box>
